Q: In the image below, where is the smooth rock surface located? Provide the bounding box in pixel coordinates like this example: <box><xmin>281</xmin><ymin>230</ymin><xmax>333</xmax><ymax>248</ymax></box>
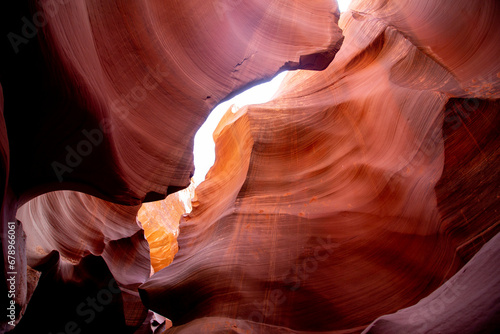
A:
<box><xmin>0</xmin><ymin>0</ymin><xmax>342</xmax><ymax>330</ymax></box>
<box><xmin>140</xmin><ymin>1</ymin><xmax>500</xmax><ymax>332</ymax></box>
<box><xmin>138</xmin><ymin>183</ymin><xmax>195</xmax><ymax>273</ymax></box>
<box><xmin>15</xmin><ymin>190</ymin><xmax>151</xmax><ymax>331</ymax></box>
<box><xmin>1</xmin><ymin>0</ymin><xmax>499</xmax><ymax>333</ymax></box>
<box><xmin>362</xmin><ymin>232</ymin><xmax>500</xmax><ymax>334</ymax></box>
<box><xmin>1</xmin><ymin>0</ymin><xmax>342</xmax><ymax>205</ymax></box>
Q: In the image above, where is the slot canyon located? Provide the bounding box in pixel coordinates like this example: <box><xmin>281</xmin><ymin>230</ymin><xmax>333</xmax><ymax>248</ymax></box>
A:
<box><xmin>1</xmin><ymin>0</ymin><xmax>499</xmax><ymax>333</ymax></box>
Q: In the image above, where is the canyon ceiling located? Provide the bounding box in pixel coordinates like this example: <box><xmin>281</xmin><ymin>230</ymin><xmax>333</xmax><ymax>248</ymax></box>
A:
<box><xmin>1</xmin><ymin>0</ymin><xmax>499</xmax><ymax>333</ymax></box>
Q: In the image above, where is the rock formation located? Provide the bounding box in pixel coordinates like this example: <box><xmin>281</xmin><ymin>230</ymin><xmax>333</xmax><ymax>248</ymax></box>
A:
<box><xmin>140</xmin><ymin>0</ymin><xmax>500</xmax><ymax>332</ymax></box>
<box><xmin>1</xmin><ymin>0</ymin><xmax>499</xmax><ymax>333</ymax></box>
<box><xmin>138</xmin><ymin>183</ymin><xmax>195</xmax><ymax>273</ymax></box>
<box><xmin>1</xmin><ymin>0</ymin><xmax>342</xmax><ymax>332</ymax></box>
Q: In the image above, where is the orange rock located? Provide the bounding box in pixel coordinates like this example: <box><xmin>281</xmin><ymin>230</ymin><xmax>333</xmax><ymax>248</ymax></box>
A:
<box><xmin>140</xmin><ymin>1</ymin><xmax>500</xmax><ymax>332</ymax></box>
<box><xmin>138</xmin><ymin>182</ymin><xmax>195</xmax><ymax>272</ymax></box>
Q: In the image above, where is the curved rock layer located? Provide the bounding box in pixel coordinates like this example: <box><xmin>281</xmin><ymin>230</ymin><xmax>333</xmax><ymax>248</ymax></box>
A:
<box><xmin>140</xmin><ymin>1</ymin><xmax>500</xmax><ymax>332</ymax></box>
<box><xmin>1</xmin><ymin>0</ymin><xmax>342</xmax><ymax>205</ymax></box>
<box><xmin>363</xmin><ymin>232</ymin><xmax>500</xmax><ymax>334</ymax></box>
<box><xmin>138</xmin><ymin>182</ymin><xmax>195</xmax><ymax>273</ymax></box>
<box><xmin>14</xmin><ymin>190</ymin><xmax>150</xmax><ymax>332</ymax></box>
<box><xmin>0</xmin><ymin>0</ymin><xmax>342</xmax><ymax>330</ymax></box>
<box><xmin>1</xmin><ymin>0</ymin><xmax>499</xmax><ymax>332</ymax></box>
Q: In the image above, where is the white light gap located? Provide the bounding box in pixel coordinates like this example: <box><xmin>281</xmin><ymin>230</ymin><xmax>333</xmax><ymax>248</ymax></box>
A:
<box><xmin>337</xmin><ymin>0</ymin><xmax>352</xmax><ymax>12</ymax></box>
<box><xmin>193</xmin><ymin>71</ymin><xmax>288</xmax><ymax>185</ymax></box>
<box><xmin>192</xmin><ymin>0</ymin><xmax>351</xmax><ymax>185</ymax></box>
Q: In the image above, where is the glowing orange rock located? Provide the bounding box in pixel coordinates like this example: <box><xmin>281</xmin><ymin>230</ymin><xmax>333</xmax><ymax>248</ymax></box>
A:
<box><xmin>138</xmin><ymin>183</ymin><xmax>195</xmax><ymax>272</ymax></box>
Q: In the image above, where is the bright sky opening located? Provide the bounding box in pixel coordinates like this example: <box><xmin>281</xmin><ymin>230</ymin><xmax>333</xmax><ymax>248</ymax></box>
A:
<box><xmin>192</xmin><ymin>1</ymin><xmax>351</xmax><ymax>186</ymax></box>
<box><xmin>337</xmin><ymin>0</ymin><xmax>352</xmax><ymax>13</ymax></box>
<box><xmin>193</xmin><ymin>71</ymin><xmax>288</xmax><ymax>185</ymax></box>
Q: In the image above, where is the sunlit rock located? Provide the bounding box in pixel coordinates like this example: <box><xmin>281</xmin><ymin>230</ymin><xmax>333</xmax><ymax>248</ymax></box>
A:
<box><xmin>1</xmin><ymin>0</ymin><xmax>342</xmax><ymax>330</ymax></box>
<box><xmin>138</xmin><ymin>183</ymin><xmax>195</xmax><ymax>272</ymax></box>
<box><xmin>1</xmin><ymin>0</ymin><xmax>498</xmax><ymax>333</ymax></box>
<box><xmin>140</xmin><ymin>0</ymin><xmax>500</xmax><ymax>332</ymax></box>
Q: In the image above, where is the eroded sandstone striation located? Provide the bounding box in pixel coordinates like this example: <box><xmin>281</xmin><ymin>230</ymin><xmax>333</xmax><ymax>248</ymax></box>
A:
<box><xmin>1</xmin><ymin>0</ymin><xmax>342</xmax><ymax>332</ymax></box>
<box><xmin>138</xmin><ymin>183</ymin><xmax>195</xmax><ymax>273</ymax></box>
<box><xmin>1</xmin><ymin>0</ymin><xmax>342</xmax><ymax>205</ymax></box>
<box><xmin>363</xmin><ymin>232</ymin><xmax>500</xmax><ymax>333</ymax></box>
<box><xmin>13</xmin><ymin>191</ymin><xmax>150</xmax><ymax>332</ymax></box>
<box><xmin>0</xmin><ymin>0</ymin><xmax>499</xmax><ymax>333</ymax></box>
<box><xmin>139</xmin><ymin>0</ymin><xmax>500</xmax><ymax>332</ymax></box>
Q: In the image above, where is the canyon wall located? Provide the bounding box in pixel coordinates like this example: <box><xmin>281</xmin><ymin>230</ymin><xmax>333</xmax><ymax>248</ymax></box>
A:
<box><xmin>0</xmin><ymin>0</ymin><xmax>499</xmax><ymax>333</ymax></box>
<box><xmin>1</xmin><ymin>0</ymin><xmax>342</xmax><ymax>332</ymax></box>
<box><xmin>140</xmin><ymin>0</ymin><xmax>500</xmax><ymax>332</ymax></box>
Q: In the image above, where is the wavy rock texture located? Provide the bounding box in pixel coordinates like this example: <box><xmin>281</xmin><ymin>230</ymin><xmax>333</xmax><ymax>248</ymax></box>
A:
<box><xmin>349</xmin><ymin>0</ymin><xmax>500</xmax><ymax>98</ymax></box>
<box><xmin>1</xmin><ymin>0</ymin><xmax>342</xmax><ymax>205</ymax></box>
<box><xmin>0</xmin><ymin>0</ymin><xmax>342</xmax><ymax>330</ymax></box>
<box><xmin>138</xmin><ymin>183</ymin><xmax>195</xmax><ymax>273</ymax></box>
<box><xmin>362</xmin><ymin>232</ymin><xmax>500</xmax><ymax>334</ymax></box>
<box><xmin>1</xmin><ymin>0</ymin><xmax>499</xmax><ymax>333</ymax></box>
<box><xmin>14</xmin><ymin>191</ymin><xmax>150</xmax><ymax>332</ymax></box>
<box><xmin>0</xmin><ymin>85</ymin><xmax>27</xmax><ymax>333</ymax></box>
<box><xmin>140</xmin><ymin>1</ymin><xmax>500</xmax><ymax>332</ymax></box>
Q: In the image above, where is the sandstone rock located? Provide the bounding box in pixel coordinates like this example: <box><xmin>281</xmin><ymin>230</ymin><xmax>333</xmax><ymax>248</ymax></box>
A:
<box><xmin>1</xmin><ymin>0</ymin><xmax>342</xmax><ymax>205</ymax></box>
<box><xmin>15</xmin><ymin>190</ymin><xmax>150</xmax><ymax>330</ymax></box>
<box><xmin>138</xmin><ymin>182</ymin><xmax>195</xmax><ymax>273</ymax></box>
<box><xmin>1</xmin><ymin>0</ymin><xmax>499</xmax><ymax>332</ymax></box>
<box><xmin>140</xmin><ymin>1</ymin><xmax>500</xmax><ymax>332</ymax></box>
<box><xmin>362</xmin><ymin>232</ymin><xmax>500</xmax><ymax>334</ymax></box>
<box><xmin>1</xmin><ymin>0</ymin><xmax>342</xmax><ymax>330</ymax></box>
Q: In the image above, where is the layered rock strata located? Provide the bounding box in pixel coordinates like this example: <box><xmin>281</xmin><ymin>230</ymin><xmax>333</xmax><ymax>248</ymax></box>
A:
<box><xmin>1</xmin><ymin>0</ymin><xmax>342</xmax><ymax>331</ymax></box>
<box><xmin>140</xmin><ymin>0</ymin><xmax>500</xmax><ymax>332</ymax></box>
